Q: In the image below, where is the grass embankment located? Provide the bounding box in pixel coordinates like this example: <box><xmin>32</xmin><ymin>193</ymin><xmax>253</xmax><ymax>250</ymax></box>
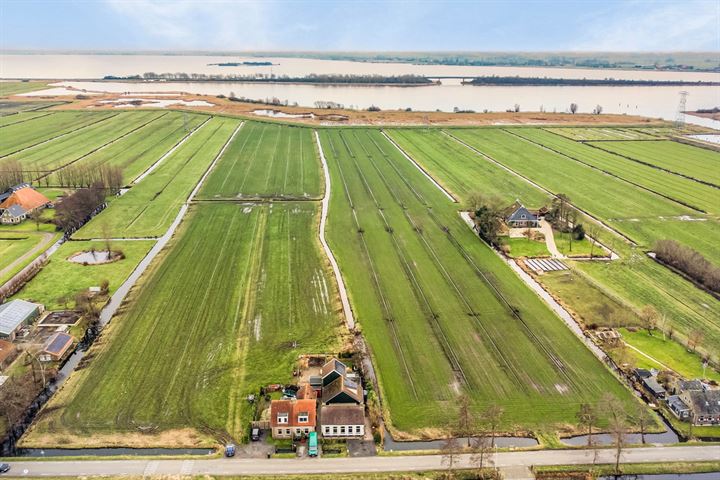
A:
<box><xmin>197</xmin><ymin>121</ymin><xmax>323</xmax><ymax>200</ymax></box>
<box><xmin>321</xmin><ymin>128</ymin><xmax>639</xmax><ymax>437</ymax></box>
<box><xmin>76</xmin><ymin>116</ymin><xmax>241</xmax><ymax>239</ymax></box>
<box><xmin>535</xmin><ymin>461</ymin><xmax>720</xmax><ymax>478</ymax></box>
<box><xmin>24</xmin><ymin>203</ymin><xmax>344</xmax><ymax>447</ymax></box>
<box><xmin>11</xmin><ymin>240</ymin><xmax>154</xmax><ymax>310</ymax></box>
<box><xmin>619</xmin><ymin>328</ymin><xmax>720</xmax><ymax>382</ymax></box>
<box><xmin>0</xmin><ymin>81</ymin><xmax>50</xmax><ymax>96</ymax></box>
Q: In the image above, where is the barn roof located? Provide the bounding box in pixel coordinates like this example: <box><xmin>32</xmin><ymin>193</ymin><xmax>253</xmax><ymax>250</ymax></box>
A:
<box><xmin>320</xmin><ymin>404</ymin><xmax>364</xmax><ymax>426</ymax></box>
<box><xmin>0</xmin><ymin>300</ymin><xmax>41</xmax><ymax>335</ymax></box>
<box><xmin>0</xmin><ymin>186</ymin><xmax>50</xmax><ymax>212</ymax></box>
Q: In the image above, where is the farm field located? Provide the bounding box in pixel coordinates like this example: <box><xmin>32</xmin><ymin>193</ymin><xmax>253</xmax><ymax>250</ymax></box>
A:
<box><xmin>446</xmin><ymin>128</ymin><xmax>720</xmax><ymax>264</ymax></box>
<box><xmin>0</xmin><ymin>111</ymin><xmax>116</xmax><ymax>158</ymax></box>
<box><xmin>2</xmin><ymin>111</ymin><xmax>165</xmax><ymax>175</ymax></box>
<box><xmin>510</xmin><ymin>128</ymin><xmax>720</xmax><ymax>215</ymax></box>
<box><xmin>198</xmin><ymin>122</ymin><xmax>323</xmax><ymax>200</ymax></box>
<box><xmin>76</xmin><ymin>116</ymin><xmax>241</xmax><ymax>239</ymax></box>
<box><xmin>0</xmin><ymin>81</ymin><xmax>49</xmax><ymax>96</ymax></box>
<box><xmin>0</xmin><ymin>231</ymin><xmax>55</xmax><ymax>285</ymax></box>
<box><xmin>588</xmin><ymin>140</ymin><xmax>720</xmax><ymax>187</ymax></box>
<box><xmin>0</xmin><ymin>110</ymin><xmax>52</xmax><ymax>126</ymax></box>
<box><xmin>47</xmin><ymin>111</ymin><xmax>209</xmax><ymax>185</ymax></box>
<box><xmin>618</xmin><ymin>328</ymin><xmax>720</xmax><ymax>382</ymax></box>
<box><xmin>0</xmin><ymin>100</ymin><xmax>61</xmax><ymax>115</ymax></box>
<box><xmin>386</xmin><ymin>128</ymin><xmax>550</xmax><ymax>206</ymax></box>
<box><xmin>12</xmin><ymin>239</ymin><xmax>154</xmax><ymax>311</ymax></box>
<box><xmin>25</xmin><ymin>202</ymin><xmax>343</xmax><ymax>447</ymax></box>
<box><xmin>319</xmin><ymin>128</ymin><xmax>637</xmax><ymax>436</ymax></box>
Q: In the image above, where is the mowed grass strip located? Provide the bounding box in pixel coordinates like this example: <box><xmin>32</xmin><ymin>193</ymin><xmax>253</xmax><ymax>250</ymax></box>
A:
<box><xmin>0</xmin><ymin>81</ymin><xmax>50</xmax><ymax>96</ymax></box>
<box><xmin>0</xmin><ymin>232</ymin><xmax>51</xmax><ymax>283</ymax></box>
<box><xmin>29</xmin><ymin>202</ymin><xmax>342</xmax><ymax>445</ymax></box>
<box><xmin>510</xmin><ymin>129</ymin><xmax>720</xmax><ymax>214</ymax></box>
<box><xmin>545</xmin><ymin>127</ymin><xmax>661</xmax><ymax>141</ymax></box>
<box><xmin>198</xmin><ymin>122</ymin><xmax>322</xmax><ymax>200</ymax></box>
<box><xmin>446</xmin><ymin>129</ymin><xmax>720</xmax><ymax>264</ymax></box>
<box><xmin>47</xmin><ymin>111</ymin><xmax>209</xmax><ymax>184</ymax></box>
<box><xmin>386</xmin><ymin>128</ymin><xmax>550</xmax><ymax>207</ymax></box>
<box><xmin>12</xmin><ymin>239</ymin><xmax>154</xmax><ymax>311</ymax></box>
<box><xmin>3</xmin><ymin>111</ymin><xmax>165</xmax><ymax>173</ymax></box>
<box><xmin>588</xmin><ymin>140</ymin><xmax>720</xmax><ymax>187</ymax></box>
<box><xmin>321</xmin><ymin>128</ymin><xmax>636</xmax><ymax>435</ymax></box>
<box><xmin>76</xmin><ymin>116</ymin><xmax>241</xmax><ymax>239</ymax></box>
<box><xmin>0</xmin><ymin>111</ymin><xmax>116</xmax><ymax>157</ymax></box>
<box><xmin>0</xmin><ymin>111</ymin><xmax>52</xmax><ymax>127</ymax></box>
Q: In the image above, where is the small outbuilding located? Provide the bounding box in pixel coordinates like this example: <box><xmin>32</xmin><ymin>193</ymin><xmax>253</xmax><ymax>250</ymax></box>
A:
<box><xmin>0</xmin><ymin>299</ymin><xmax>43</xmax><ymax>341</ymax></box>
<box><xmin>668</xmin><ymin>395</ymin><xmax>691</xmax><ymax>421</ymax></box>
<box><xmin>40</xmin><ymin>332</ymin><xmax>75</xmax><ymax>362</ymax></box>
<box><xmin>642</xmin><ymin>376</ymin><xmax>667</xmax><ymax>400</ymax></box>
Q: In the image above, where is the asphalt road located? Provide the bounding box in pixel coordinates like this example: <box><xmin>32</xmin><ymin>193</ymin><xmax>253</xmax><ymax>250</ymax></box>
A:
<box><xmin>4</xmin><ymin>445</ymin><xmax>719</xmax><ymax>476</ymax></box>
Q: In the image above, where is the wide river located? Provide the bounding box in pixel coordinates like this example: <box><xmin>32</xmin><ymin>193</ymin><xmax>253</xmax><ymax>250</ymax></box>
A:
<box><xmin>3</xmin><ymin>54</ymin><xmax>719</xmax><ymax>127</ymax></box>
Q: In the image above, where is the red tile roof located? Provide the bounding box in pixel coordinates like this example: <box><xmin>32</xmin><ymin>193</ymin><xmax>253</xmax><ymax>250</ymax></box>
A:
<box><xmin>270</xmin><ymin>398</ymin><xmax>317</xmax><ymax>428</ymax></box>
<box><xmin>0</xmin><ymin>187</ymin><xmax>50</xmax><ymax>212</ymax></box>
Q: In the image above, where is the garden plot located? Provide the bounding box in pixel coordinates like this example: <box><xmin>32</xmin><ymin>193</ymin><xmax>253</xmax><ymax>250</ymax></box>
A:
<box><xmin>198</xmin><ymin>122</ymin><xmax>323</xmax><ymax>200</ymax></box>
<box><xmin>320</xmin><ymin>128</ymin><xmax>635</xmax><ymax>435</ymax></box>
<box><xmin>26</xmin><ymin>202</ymin><xmax>343</xmax><ymax>447</ymax></box>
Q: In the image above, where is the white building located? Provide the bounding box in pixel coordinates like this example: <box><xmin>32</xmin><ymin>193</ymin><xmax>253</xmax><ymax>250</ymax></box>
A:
<box><xmin>320</xmin><ymin>404</ymin><xmax>365</xmax><ymax>438</ymax></box>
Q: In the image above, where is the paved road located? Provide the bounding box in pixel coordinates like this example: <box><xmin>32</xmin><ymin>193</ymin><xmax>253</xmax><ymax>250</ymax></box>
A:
<box><xmin>4</xmin><ymin>446</ymin><xmax>719</xmax><ymax>476</ymax></box>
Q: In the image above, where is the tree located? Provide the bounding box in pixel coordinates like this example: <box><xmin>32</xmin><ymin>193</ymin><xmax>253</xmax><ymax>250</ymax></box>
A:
<box><xmin>469</xmin><ymin>436</ymin><xmax>493</xmax><ymax>479</ymax></box>
<box><xmin>480</xmin><ymin>404</ymin><xmax>504</xmax><ymax>449</ymax></box>
<box><xmin>572</xmin><ymin>223</ymin><xmax>585</xmax><ymax>241</ymax></box>
<box><xmin>639</xmin><ymin>305</ymin><xmax>659</xmax><ymax>335</ymax></box>
<box><xmin>588</xmin><ymin>224</ymin><xmax>601</xmax><ymax>259</ymax></box>
<box><xmin>28</xmin><ymin>208</ymin><xmax>43</xmax><ymax>231</ymax></box>
<box><xmin>632</xmin><ymin>405</ymin><xmax>652</xmax><ymax>445</ymax></box>
<box><xmin>441</xmin><ymin>436</ymin><xmax>461</xmax><ymax>478</ymax></box>
<box><xmin>570</xmin><ymin>103</ymin><xmax>578</xmax><ymax>114</ymax></box>
<box><xmin>101</xmin><ymin>221</ymin><xmax>113</xmax><ymax>254</ymax></box>
<box><xmin>688</xmin><ymin>329</ymin><xmax>704</xmax><ymax>352</ymax></box>
<box><xmin>601</xmin><ymin>393</ymin><xmax>628</xmax><ymax>475</ymax></box>
<box><xmin>576</xmin><ymin>403</ymin><xmax>598</xmax><ymax>447</ymax></box>
<box><xmin>456</xmin><ymin>394</ymin><xmax>475</xmax><ymax>447</ymax></box>
<box><xmin>474</xmin><ymin>204</ymin><xmax>504</xmax><ymax>248</ymax></box>
<box><xmin>594</xmin><ymin>104</ymin><xmax>603</xmax><ymax>114</ymax></box>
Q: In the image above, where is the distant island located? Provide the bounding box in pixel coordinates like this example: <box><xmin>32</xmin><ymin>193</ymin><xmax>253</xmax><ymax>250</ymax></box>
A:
<box><xmin>207</xmin><ymin>61</ymin><xmax>275</xmax><ymax>67</ymax></box>
<box><xmin>102</xmin><ymin>72</ymin><xmax>435</xmax><ymax>85</ymax></box>
<box><xmin>465</xmin><ymin>76</ymin><xmax>720</xmax><ymax>87</ymax></box>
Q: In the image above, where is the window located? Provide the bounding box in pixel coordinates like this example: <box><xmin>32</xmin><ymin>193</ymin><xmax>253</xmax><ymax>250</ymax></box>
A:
<box><xmin>324</xmin><ymin>426</ymin><xmax>330</xmax><ymax>434</ymax></box>
<box><xmin>521</xmin><ymin>214</ymin><xmax>526</xmax><ymax>219</ymax></box>
<box><xmin>333</xmin><ymin>426</ymin><xmax>338</xmax><ymax>434</ymax></box>
<box><xmin>285</xmin><ymin>429</ymin><xmax>290</xmax><ymax>435</ymax></box>
<box><xmin>277</xmin><ymin>413</ymin><xmax>289</xmax><ymax>424</ymax></box>
<box><xmin>355</xmin><ymin>426</ymin><xmax>362</xmax><ymax>434</ymax></box>
<box><xmin>304</xmin><ymin>428</ymin><xmax>309</xmax><ymax>434</ymax></box>
<box><xmin>340</xmin><ymin>426</ymin><xmax>346</xmax><ymax>434</ymax></box>
<box><xmin>296</xmin><ymin>428</ymin><xmax>301</xmax><ymax>435</ymax></box>
<box><xmin>298</xmin><ymin>413</ymin><xmax>309</xmax><ymax>423</ymax></box>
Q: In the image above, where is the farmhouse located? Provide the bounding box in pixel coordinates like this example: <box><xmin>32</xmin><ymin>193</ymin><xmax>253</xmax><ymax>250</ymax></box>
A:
<box><xmin>0</xmin><ymin>299</ymin><xmax>43</xmax><ymax>341</ymax></box>
<box><xmin>680</xmin><ymin>390</ymin><xmax>720</xmax><ymax>425</ymax></box>
<box><xmin>319</xmin><ymin>404</ymin><xmax>365</xmax><ymax>438</ymax></box>
<box><xmin>0</xmin><ymin>184</ymin><xmax>51</xmax><ymax>225</ymax></box>
<box><xmin>503</xmin><ymin>200</ymin><xmax>539</xmax><ymax>228</ymax></box>
<box><xmin>269</xmin><ymin>398</ymin><xmax>317</xmax><ymax>439</ymax></box>
<box><xmin>40</xmin><ymin>332</ymin><xmax>75</xmax><ymax>362</ymax></box>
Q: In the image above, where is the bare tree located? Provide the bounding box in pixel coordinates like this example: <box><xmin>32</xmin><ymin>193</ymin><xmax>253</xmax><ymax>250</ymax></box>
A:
<box><xmin>639</xmin><ymin>305</ymin><xmax>659</xmax><ymax>335</ymax></box>
<box><xmin>632</xmin><ymin>405</ymin><xmax>652</xmax><ymax>445</ymax></box>
<box><xmin>588</xmin><ymin>224</ymin><xmax>601</xmax><ymax>259</ymax></box>
<box><xmin>441</xmin><ymin>436</ymin><xmax>461</xmax><ymax>478</ymax></box>
<box><xmin>688</xmin><ymin>329</ymin><xmax>704</xmax><ymax>353</ymax></box>
<box><xmin>601</xmin><ymin>394</ymin><xmax>628</xmax><ymax>475</ymax></box>
<box><xmin>576</xmin><ymin>403</ymin><xmax>598</xmax><ymax>447</ymax></box>
<box><xmin>456</xmin><ymin>394</ymin><xmax>475</xmax><ymax>447</ymax></box>
<box><xmin>469</xmin><ymin>435</ymin><xmax>493</xmax><ymax>479</ymax></box>
<box><xmin>28</xmin><ymin>208</ymin><xmax>43</xmax><ymax>231</ymax></box>
<box><xmin>481</xmin><ymin>404</ymin><xmax>504</xmax><ymax>449</ymax></box>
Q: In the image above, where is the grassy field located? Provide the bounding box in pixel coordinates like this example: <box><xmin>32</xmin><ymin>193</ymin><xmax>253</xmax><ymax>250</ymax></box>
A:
<box><xmin>538</xmin><ymin>270</ymin><xmax>642</xmax><ymax>330</ymax></box>
<box><xmin>0</xmin><ymin>100</ymin><xmax>62</xmax><ymax>115</ymax></box>
<box><xmin>320</xmin><ymin>128</ymin><xmax>637</xmax><ymax>436</ymax></box>
<box><xmin>11</xmin><ymin>239</ymin><xmax>154</xmax><ymax>311</ymax></box>
<box><xmin>619</xmin><ymin>328</ymin><xmax>720</xmax><ymax>382</ymax></box>
<box><xmin>386</xmin><ymin>128</ymin><xmax>550</xmax><ymax>206</ymax></box>
<box><xmin>47</xmin><ymin>111</ymin><xmax>209</xmax><ymax>184</ymax></box>
<box><xmin>0</xmin><ymin>231</ymin><xmax>53</xmax><ymax>284</ymax></box>
<box><xmin>511</xmin><ymin>128</ymin><xmax>720</xmax><ymax>214</ymax></box>
<box><xmin>0</xmin><ymin>111</ymin><xmax>117</xmax><ymax>158</ymax></box>
<box><xmin>3</xmin><ymin>111</ymin><xmax>165</xmax><ymax>174</ymax></box>
<box><xmin>590</xmin><ymin>140</ymin><xmax>720</xmax><ymax>186</ymax></box>
<box><xmin>76</xmin><ymin>117</ymin><xmax>241</xmax><ymax>239</ymax></box>
<box><xmin>198</xmin><ymin>122</ymin><xmax>323</xmax><ymax>200</ymax></box>
<box><xmin>0</xmin><ymin>110</ymin><xmax>52</xmax><ymax>126</ymax></box>
<box><xmin>26</xmin><ymin>202</ymin><xmax>343</xmax><ymax>447</ymax></box>
<box><xmin>446</xmin><ymin>128</ymin><xmax>720</xmax><ymax>264</ymax></box>
<box><xmin>503</xmin><ymin>236</ymin><xmax>549</xmax><ymax>258</ymax></box>
<box><xmin>0</xmin><ymin>81</ymin><xmax>49</xmax><ymax>96</ymax></box>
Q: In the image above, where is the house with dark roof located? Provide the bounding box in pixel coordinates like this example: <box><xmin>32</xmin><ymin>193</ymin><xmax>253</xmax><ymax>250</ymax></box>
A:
<box><xmin>668</xmin><ymin>395</ymin><xmax>691</xmax><ymax>421</ymax></box>
<box><xmin>322</xmin><ymin>375</ymin><xmax>363</xmax><ymax>405</ymax></box>
<box><xmin>642</xmin><ymin>376</ymin><xmax>667</xmax><ymax>400</ymax></box>
<box><xmin>680</xmin><ymin>390</ymin><xmax>720</xmax><ymax>425</ymax></box>
<box><xmin>0</xmin><ymin>204</ymin><xmax>27</xmax><ymax>225</ymax></box>
<box><xmin>320</xmin><ymin>404</ymin><xmax>365</xmax><ymax>438</ymax></box>
<box><xmin>321</xmin><ymin>358</ymin><xmax>347</xmax><ymax>387</ymax></box>
<box><xmin>503</xmin><ymin>200</ymin><xmax>539</xmax><ymax>228</ymax></box>
<box><xmin>269</xmin><ymin>398</ymin><xmax>317</xmax><ymax>439</ymax></box>
<box><xmin>674</xmin><ymin>379</ymin><xmax>705</xmax><ymax>395</ymax></box>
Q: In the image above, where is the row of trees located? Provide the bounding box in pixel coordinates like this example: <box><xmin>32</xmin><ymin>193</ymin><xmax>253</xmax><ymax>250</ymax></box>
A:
<box><xmin>0</xmin><ymin>160</ymin><xmax>30</xmax><ymax>192</ymax></box>
<box><xmin>53</xmin><ymin>163</ymin><xmax>124</xmax><ymax>190</ymax></box>
<box><xmin>468</xmin><ymin>76</ymin><xmax>717</xmax><ymax>87</ymax></box>
<box><xmin>53</xmin><ymin>183</ymin><xmax>106</xmax><ymax>233</ymax></box>
<box><xmin>654</xmin><ymin>239</ymin><xmax>720</xmax><ymax>294</ymax></box>
<box><xmin>109</xmin><ymin>72</ymin><xmax>434</xmax><ymax>84</ymax></box>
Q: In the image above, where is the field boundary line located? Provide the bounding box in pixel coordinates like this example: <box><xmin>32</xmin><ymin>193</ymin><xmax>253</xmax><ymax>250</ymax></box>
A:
<box><xmin>314</xmin><ymin>130</ymin><xmax>355</xmax><ymax>330</ymax></box>
<box><xmin>505</xmin><ymin>129</ymin><xmax>708</xmax><ymax>213</ymax></box>
<box><xmin>0</xmin><ymin>112</ymin><xmax>120</xmax><ymax>159</ymax></box>
<box><xmin>443</xmin><ymin>130</ymin><xmax>639</xmax><ymax>247</ymax></box>
<box><xmin>131</xmin><ymin>116</ymin><xmax>213</xmax><ymax>184</ymax></box>
<box><xmin>0</xmin><ymin>111</ymin><xmax>53</xmax><ymax>129</ymax></box>
<box><xmin>188</xmin><ymin>121</ymin><xmax>245</xmax><ymax>202</ymax></box>
<box><xmin>381</xmin><ymin>130</ymin><xmax>458</xmax><ymax>203</ymax></box>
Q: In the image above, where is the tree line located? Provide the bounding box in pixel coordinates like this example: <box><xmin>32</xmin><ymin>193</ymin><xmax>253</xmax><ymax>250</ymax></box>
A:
<box><xmin>654</xmin><ymin>239</ymin><xmax>720</xmax><ymax>294</ymax></box>
<box><xmin>466</xmin><ymin>76</ymin><xmax>720</xmax><ymax>87</ymax></box>
<box><xmin>105</xmin><ymin>72</ymin><xmax>434</xmax><ymax>85</ymax></box>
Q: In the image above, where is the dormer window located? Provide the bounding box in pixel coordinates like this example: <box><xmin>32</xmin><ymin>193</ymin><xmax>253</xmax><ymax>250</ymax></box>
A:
<box><xmin>277</xmin><ymin>413</ymin><xmax>289</xmax><ymax>424</ymax></box>
<box><xmin>521</xmin><ymin>214</ymin><xmax>526</xmax><ymax>219</ymax></box>
<box><xmin>298</xmin><ymin>413</ymin><xmax>309</xmax><ymax>423</ymax></box>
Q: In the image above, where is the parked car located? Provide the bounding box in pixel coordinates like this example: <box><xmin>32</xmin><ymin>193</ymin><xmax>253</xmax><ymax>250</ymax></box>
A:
<box><xmin>224</xmin><ymin>444</ymin><xmax>236</xmax><ymax>457</ymax></box>
<box><xmin>0</xmin><ymin>463</ymin><xmax>10</xmax><ymax>474</ymax></box>
<box><xmin>250</xmin><ymin>427</ymin><xmax>261</xmax><ymax>441</ymax></box>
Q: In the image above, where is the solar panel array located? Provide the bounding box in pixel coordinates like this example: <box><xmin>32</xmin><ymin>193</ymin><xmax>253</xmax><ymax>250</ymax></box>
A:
<box><xmin>525</xmin><ymin>258</ymin><xmax>568</xmax><ymax>272</ymax></box>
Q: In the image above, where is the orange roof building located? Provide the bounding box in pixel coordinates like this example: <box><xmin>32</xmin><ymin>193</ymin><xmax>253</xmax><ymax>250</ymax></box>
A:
<box><xmin>0</xmin><ymin>186</ymin><xmax>51</xmax><ymax>213</ymax></box>
<box><xmin>270</xmin><ymin>398</ymin><xmax>317</xmax><ymax>439</ymax></box>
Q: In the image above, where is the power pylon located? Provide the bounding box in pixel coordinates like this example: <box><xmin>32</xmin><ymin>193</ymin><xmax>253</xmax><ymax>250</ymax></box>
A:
<box><xmin>674</xmin><ymin>91</ymin><xmax>689</xmax><ymax>128</ymax></box>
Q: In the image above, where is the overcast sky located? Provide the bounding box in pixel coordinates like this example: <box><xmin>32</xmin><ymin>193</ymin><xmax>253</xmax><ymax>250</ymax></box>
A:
<box><xmin>1</xmin><ymin>0</ymin><xmax>718</xmax><ymax>52</ymax></box>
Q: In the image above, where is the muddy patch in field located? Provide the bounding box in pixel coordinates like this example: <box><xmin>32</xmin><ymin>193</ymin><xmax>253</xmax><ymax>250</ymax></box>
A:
<box><xmin>68</xmin><ymin>250</ymin><xmax>123</xmax><ymax>265</ymax></box>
